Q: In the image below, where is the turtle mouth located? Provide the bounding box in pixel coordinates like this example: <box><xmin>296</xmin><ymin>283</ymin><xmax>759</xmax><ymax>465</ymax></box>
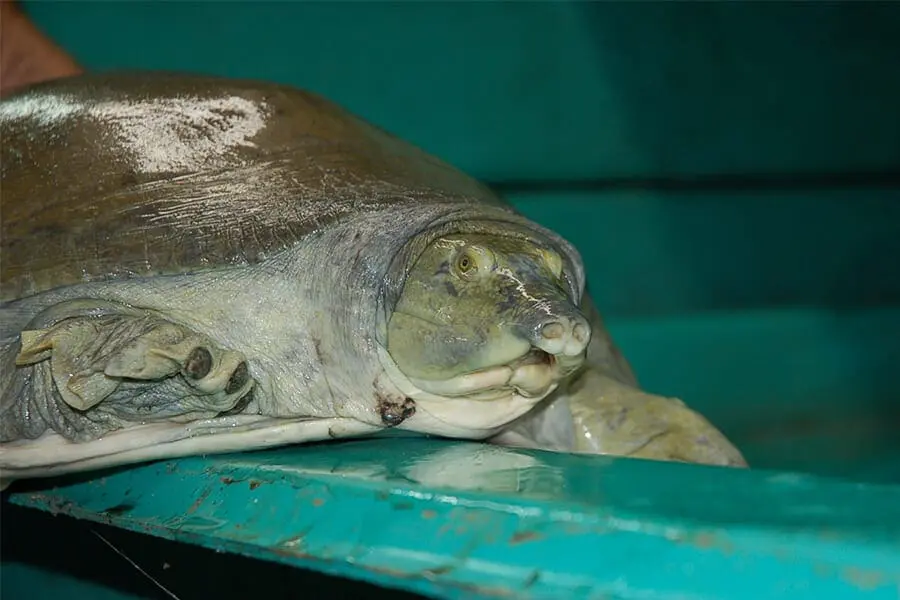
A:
<box><xmin>407</xmin><ymin>346</ymin><xmax>583</xmax><ymax>401</ymax></box>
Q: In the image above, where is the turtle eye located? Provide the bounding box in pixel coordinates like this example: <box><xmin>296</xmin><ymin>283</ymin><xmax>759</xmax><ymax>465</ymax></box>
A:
<box><xmin>452</xmin><ymin>245</ymin><xmax>495</xmax><ymax>279</ymax></box>
<box><xmin>456</xmin><ymin>253</ymin><xmax>474</xmax><ymax>273</ymax></box>
<box><xmin>452</xmin><ymin>251</ymin><xmax>476</xmax><ymax>280</ymax></box>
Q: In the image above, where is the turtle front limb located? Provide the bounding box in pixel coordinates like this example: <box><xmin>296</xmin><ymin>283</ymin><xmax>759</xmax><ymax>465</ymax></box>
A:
<box><xmin>574</xmin><ymin>369</ymin><xmax>746</xmax><ymax>467</ymax></box>
<box><xmin>494</xmin><ymin>368</ymin><xmax>748</xmax><ymax>468</ymax></box>
<box><xmin>1</xmin><ymin>300</ymin><xmax>254</xmax><ymax>443</ymax></box>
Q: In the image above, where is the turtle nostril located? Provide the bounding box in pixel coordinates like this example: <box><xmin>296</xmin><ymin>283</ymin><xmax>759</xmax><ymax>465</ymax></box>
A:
<box><xmin>225</xmin><ymin>361</ymin><xmax>249</xmax><ymax>394</ymax></box>
<box><xmin>184</xmin><ymin>347</ymin><xmax>212</xmax><ymax>379</ymax></box>
<box><xmin>541</xmin><ymin>322</ymin><xmax>565</xmax><ymax>340</ymax></box>
<box><xmin>573</xmin><ymin>322</ymin><xmax>589</xmax><ymax>344</ymax></box>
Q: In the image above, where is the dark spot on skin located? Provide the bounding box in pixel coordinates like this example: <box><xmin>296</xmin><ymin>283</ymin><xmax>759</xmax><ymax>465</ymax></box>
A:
<box><xmin>101</xmin><ymin>502</ymin><xmax>136</xmax><ymax>516</ymax></box>
<box><xmin>608</xmin><ymin>407</ymin><xmax>629</xmax><ymax>431</ymax></box>
<box><xmin>210</xmin><ymin>107</ymin><xmax>246</xmax><ymax>120</ymax></box>
<box><xmin>29</xmin><ymin>223</ymin><xmax>66</xmax><ymax>238</ymax></box>
<box><xmin>216</xmin><ymin>388</ymin><xmax>254</xmax><ymax>417</ymax></box>
<box><xmin>248</xmin><ymin>480</ymin><xmax>262</xmax><ymax>490</ymax></box>
<box><xmin>444</xmin><ymin>281</ymin><xmax>458</xmax><ymax>297</ymax></box>
<box><xmin>497</xmin><ymin>291</ymin><xmax>519</xmax><ymax>312</ymax></box>
<box><xmin>378</xmin><ymin>396</ymin><xmax>416</xmax><ymax>427</ymax></box>
<box><xmin>119</xmin><ymin>171</ymin><xmax>140</xmax><ymax>187</ymax></box>
<box><xmin>434</xmin><ymin>261</ymin><xmax>450</xmax><ymax>275</ymax></box>
<box><xmin>312</xmin><ymin>338</ymin><xmax>327</xmax><ymax>365</ymax></box>
<box><xmin>225</xmin><ymin>361</ymin><xmax>249</xmax><ymax>394</ymax></box>
<box><xmin>183</xmin><ymin>347</ymin><xmax>213</xmax><ymax>379</ymax></box>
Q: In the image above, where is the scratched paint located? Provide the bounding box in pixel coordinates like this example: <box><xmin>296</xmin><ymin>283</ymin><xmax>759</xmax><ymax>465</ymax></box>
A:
<box><xmin>7</xmin><ymin>438</ymin><xmax>900</xmax><ymax>599</ymax></box>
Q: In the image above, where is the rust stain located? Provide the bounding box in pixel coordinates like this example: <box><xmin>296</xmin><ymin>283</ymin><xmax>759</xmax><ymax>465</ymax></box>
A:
<box><xmin>220</xmin><ymin>476</ymin><xmax>236</xmax><ymax>485</ymax></box>
<box><xmin>843</xmin><ymin>567</ymin><xmax>886</xmax><ymax>590</ymax></box>
<box><xmin>263</xmin><ymin>543</ymin><xmax>513</xmax><ymax>599</ymax></box>
<box><xmin>673</xmin><ymin>529</ymin><xmax>735</xmax><ymax>555</ymax></box>
<box><xmin>186</xmin><ymin>487</ymin><xmax>212</xmax><ymax>515</ymax></box>
<box><xmin>509</xmin><ymin>530</ymin><xmax>544</xmax><ymax>545</ymax></box>
<box><xmin>421</xmin><ymin>509</ymin><xmax>437</xmax><ymax>520</ymax></box>
<box><xmin>101</xmin><ymin>501</ymin><xmax>136</xmax><ymax>516</ymax></box>
<box><xmin>422</xmin><ymin>564</ymin><xmax>455</xmax><ymax>578</ymax></box>
<box><xmin>248</xmin><ymin>479</ymin><xmax>262</xmax><ymax>490</ymax></box>
<box><xmin>312</xmin><ymin>497</ymin><xmax>325</xmax><ymax>507</ymax></box>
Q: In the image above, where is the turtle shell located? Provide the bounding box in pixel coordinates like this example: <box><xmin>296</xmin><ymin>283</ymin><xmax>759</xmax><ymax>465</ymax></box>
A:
<box><xmin>0</xmin><ymin>73</ymin><xmax>506</xmax><ymax>302</ymax></box>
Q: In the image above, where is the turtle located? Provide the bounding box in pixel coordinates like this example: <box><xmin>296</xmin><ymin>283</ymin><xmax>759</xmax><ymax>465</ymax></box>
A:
<box><xmin>0</xmin><ymin>73</ymin><xmax>746</xmax><ymax>489</ymax></box>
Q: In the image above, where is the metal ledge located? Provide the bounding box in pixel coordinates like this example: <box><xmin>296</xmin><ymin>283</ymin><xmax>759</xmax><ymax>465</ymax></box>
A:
<box><xmin>5</xmin><ymin>438</ymin><xmax>900</xmax><ymax>599</ymax></box>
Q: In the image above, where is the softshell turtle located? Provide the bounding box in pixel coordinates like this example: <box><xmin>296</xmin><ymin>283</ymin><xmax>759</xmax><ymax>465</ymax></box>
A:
<box><xmin>0</xmin><ymin>73</ymin><xmax>746</xmax><ymax>489</ymax></box>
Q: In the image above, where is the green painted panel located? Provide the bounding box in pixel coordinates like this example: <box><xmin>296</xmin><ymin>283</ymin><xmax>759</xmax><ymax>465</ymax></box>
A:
<box><xmin>511</xmin><ymin>188</ymin><xmax>900</xmax><ymax>317</ymax></box>
<box><xmin>21</xmin><ymin>2</ymin><xmax>900</xmax><ymax>181</ymax></box>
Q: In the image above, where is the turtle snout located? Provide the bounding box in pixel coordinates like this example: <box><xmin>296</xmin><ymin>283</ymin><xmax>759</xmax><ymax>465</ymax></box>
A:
<box><xmin>532</xmin><ymin>312</ymin><xmax>591</xmax><ymax>357</ymax></box>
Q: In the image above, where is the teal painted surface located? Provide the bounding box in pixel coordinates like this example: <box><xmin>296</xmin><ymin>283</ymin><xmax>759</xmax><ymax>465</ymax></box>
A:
<box><xmin>20</xmin><ymin>2</ymin><xmax>900</xmax><ymax>182</ymax></box>
<box><xmin>514</xmin><ymin>189</ymin><xmax>900</xmax><ymax>317</ymax></box>
<box><xmin>6</xmin><ymin>2</ymin><xmax>900</xmax><ymax>599</ymax></box>
<box><xmin>6</xmin><ymin>437</ymin><xmax>900</xmax><ymax>600</ymax></box>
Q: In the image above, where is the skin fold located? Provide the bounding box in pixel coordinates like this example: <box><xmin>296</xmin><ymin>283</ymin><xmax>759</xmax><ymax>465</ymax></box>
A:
<box><xmin>0</xmin><ymin>73</ymin><xmax>747</xmax><ymax>490</ymax></box>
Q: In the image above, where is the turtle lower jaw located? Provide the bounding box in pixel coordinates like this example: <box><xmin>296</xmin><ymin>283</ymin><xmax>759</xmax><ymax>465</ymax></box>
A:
<box><xmin>408</xmin><ymin>348</ymin><xmax>583</xmax><ymax>401</ymax></box>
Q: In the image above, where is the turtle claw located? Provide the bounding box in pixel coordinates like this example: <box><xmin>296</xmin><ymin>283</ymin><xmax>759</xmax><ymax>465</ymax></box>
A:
<box><xmin>5</xmin><ymin>308</ymin><xmax>255</xmax><ymax>442</ymax></box>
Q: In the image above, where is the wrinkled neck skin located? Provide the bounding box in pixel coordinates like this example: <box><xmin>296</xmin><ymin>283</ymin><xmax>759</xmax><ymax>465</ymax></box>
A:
<box><xmin>1</xmin><ymin>200</ymin><xmax>585</xmax><ymax>444</ymax></box>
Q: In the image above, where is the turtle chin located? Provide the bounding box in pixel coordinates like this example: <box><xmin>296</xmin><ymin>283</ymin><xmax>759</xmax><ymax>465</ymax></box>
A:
<box><xmin>376</xmin><ymin>344</ymin><xmax>585</xmax><ymax>439</ymax></box>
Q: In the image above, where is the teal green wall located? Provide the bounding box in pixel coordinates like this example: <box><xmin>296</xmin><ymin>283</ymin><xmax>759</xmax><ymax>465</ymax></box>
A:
<box><xmin>21</xmin><ymin>2</ymin><xmax>900</xmax><ymax>181</ymax></box>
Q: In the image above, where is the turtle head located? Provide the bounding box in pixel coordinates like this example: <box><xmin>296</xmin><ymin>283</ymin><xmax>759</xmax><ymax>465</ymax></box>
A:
<box><xmin>383</xmin><ymin>232</ymin><xmax>590</xmax><ymax>437</ymax></box>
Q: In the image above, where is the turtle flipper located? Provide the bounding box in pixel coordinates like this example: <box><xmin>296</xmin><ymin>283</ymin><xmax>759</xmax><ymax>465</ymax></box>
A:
<box><xmin>493</xmin><ymin>368</ymin><xmax>748</xmax><ymax>468</ymax></box>
<box><xmin>567</xmin><ymin>369</ymin><xmax>747</xmax><ymax>467</ymax></box>
<box><xmin>2</xmin><ymin>300</ymin><xmax>254</xmax><ymax>443</ymax></box>
<box><xmin>493</xmin><ymin>368</ymin><xmax>747</xmax><ymax>467</ymax></box>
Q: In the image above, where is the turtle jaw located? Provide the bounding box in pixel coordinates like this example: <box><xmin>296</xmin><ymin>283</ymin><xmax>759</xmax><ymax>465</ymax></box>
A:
<box><xmin>407</xmin><ymin>347</ymin><xmax>583</xmax><ymax>401</ymax></box>
<box><xmin>375</xmin><ymin>344</ymin><xmax>585</xmax><ymax>439</ymax></box>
